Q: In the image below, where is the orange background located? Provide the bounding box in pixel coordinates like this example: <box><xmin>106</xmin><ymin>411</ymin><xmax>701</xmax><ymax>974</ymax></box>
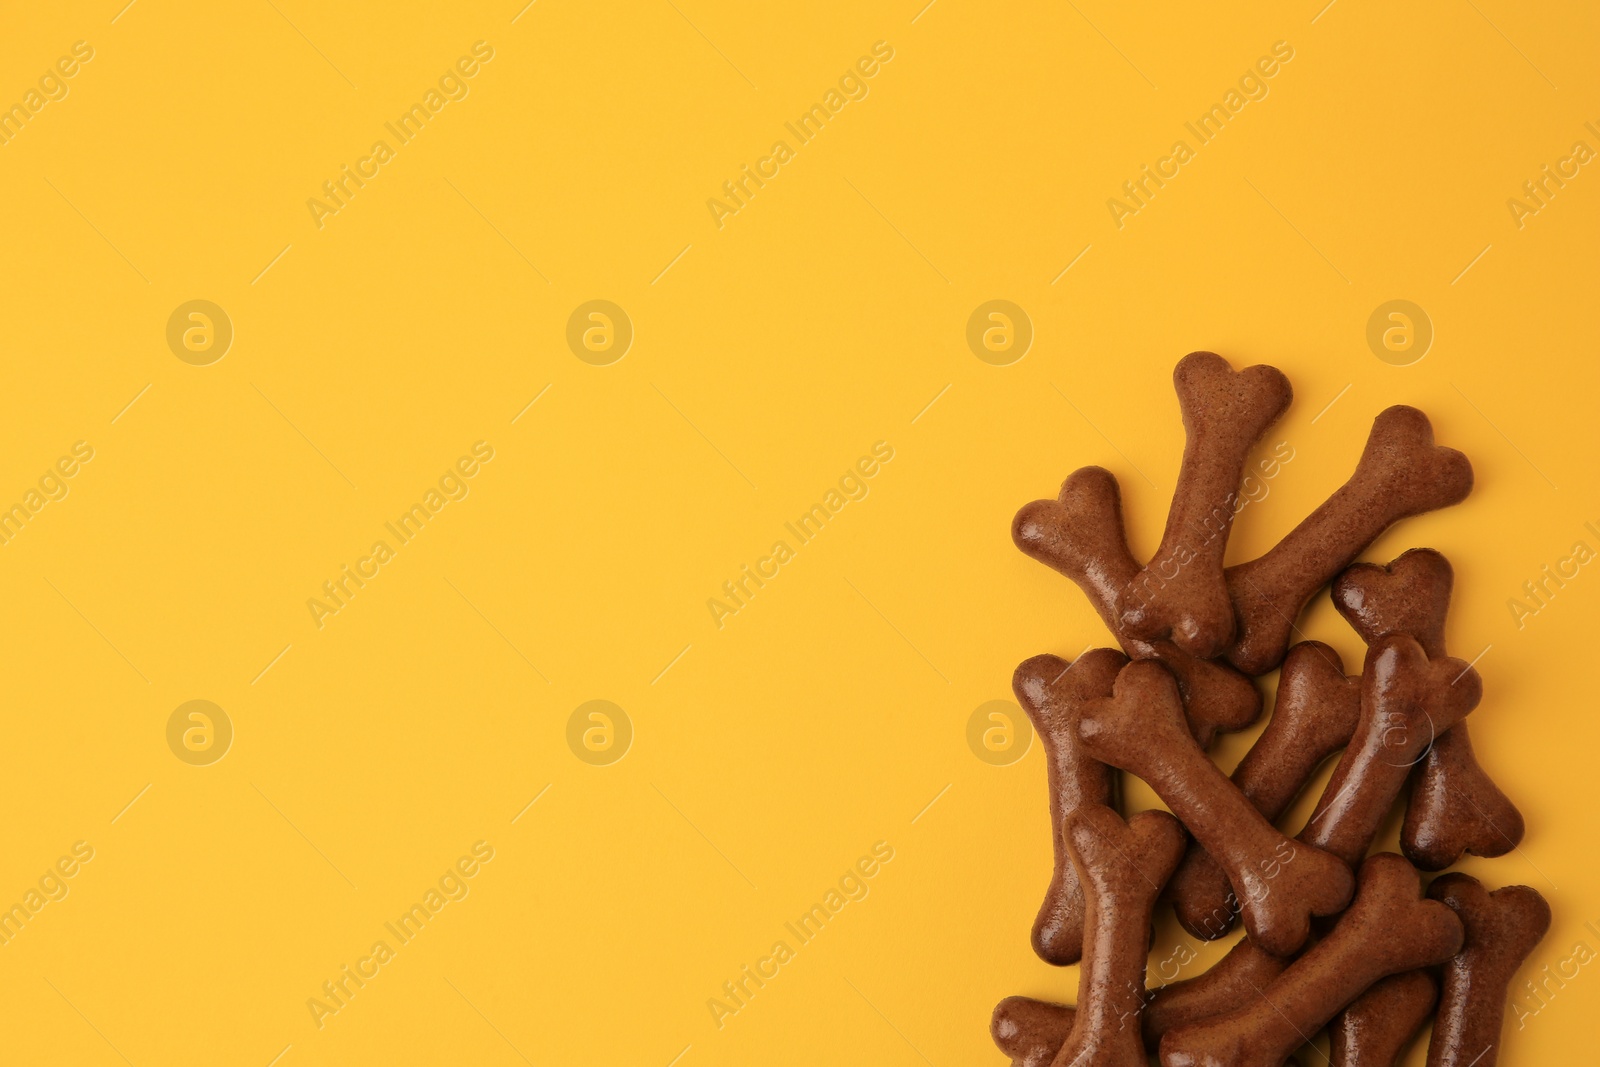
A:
<box><xmin>0</xmin><ymin>1</ymin><xmax>1596</xmax><ymax>1064</ymax></box>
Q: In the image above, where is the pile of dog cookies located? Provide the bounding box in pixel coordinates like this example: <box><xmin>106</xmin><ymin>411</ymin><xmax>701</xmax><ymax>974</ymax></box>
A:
<box><xmin>992</xmin><ymin>353</ymin><xmax>1549</xmax><ymax>1066</ymax></box>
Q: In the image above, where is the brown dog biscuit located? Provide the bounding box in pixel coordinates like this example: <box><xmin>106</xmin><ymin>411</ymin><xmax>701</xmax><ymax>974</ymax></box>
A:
<box><xmin>1012</xmin><ymin>649</ymin><xmax>1126</xmax><ymax>966</ymax></box>
<box><xmin>1142</xmin><ymin>936</ymin><xmax>1290</xmax><ymax>1050</ymax></box>
<box><xmin>1404</xmin><ymin>727</ymin><xmax>1525</xmax><ymax>870</ymax></box>
<box><xmin>1155</xmin><ymin>645</ymin><xmax>1261</xmax><ymax>750</ymax></box>
<box><xmin>1426</xmin><ymin>875</ymin><xmax>1551</xmax><ymax>1067</ymax></box>
<box><xmin>1012</xmin><ymin>466</ymin><xmax>1139</xmax><ymax>639</ymax></box>
<box><xmin>1332</xmin><ymin>547</ymin><xmax>1453</xmax><ymax>656</ymax></box>
<box><xmin>1078</xmin><ymin>661</ymin><xmax>1353</xmax><ymax>956</ymax></box>
<box><xmin>1298</xmin><ymin>633</ymin><xmax>1482</xmax><ymax>868</ymax></box>
<box><xmin>1169</xmin><ymin>641</ymin><xmax>1362</xmax><ymax>940</ymax></box>
<box><xmin>1119</xmin><ymin>353</ymin><xmax>1292</xmax><ymax>659</ymax></box>
<box><xmin>1224</xmin><ymin>406</ymin><xmax>1473</xmax><ymax>676</ymax></box>
<box><xmin>1053</xmin><ymin>804</ymin><xmax>1186</xmax><ymax>1066</ymax></box>
<box><xmin>994</xmin><ymin>937</ymin><xmax>1290</xmax><ymax>1064</ymax></box>
<box><xmin>1013</xmin><ymin>465</ymin><xmax>1262</xmax><ymax>741</ymax></box>
<box><xmin>1330</xmin><ymin>970</ymin><xmax>1437</xmax><ymax>1067</ymax></box>
<box><xmin>989</xmin><ymin>996</ymin><xmax>1074</xmax><ymax>1067</ymax></box>
<box><xmin>1228</xmin><ymin>643</ymin><xmax>1365</xmax><ymax>840</ymax></box>
<box><xmin>1160</xmin><ymin>853</ymin><xmax>1464</xmax><ymax>1067</ymax></box>
<box><xmin>1332</xmin><ymin>549</ymin><xmax>1524</xmax><ymax>869</ymax></box>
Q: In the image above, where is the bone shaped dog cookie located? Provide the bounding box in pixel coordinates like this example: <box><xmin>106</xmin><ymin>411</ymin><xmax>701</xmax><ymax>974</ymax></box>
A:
<box><xmin>1160</xmin><ymin>853</ymin><xmax>1464</xmax><ymax>1067</ymax></box>
<box><xmin>1169</xmin><ymin>640</ymin><xmax>1362</xmax><ymax>940</ymax></box>
<box><xmin>1224</xmin><ymin>406</ymin><xmax>1473</xmax><ymax>676</ymax></box>
<box><xmin>1297</xmin><ymin>633</ymin><xmax>1481</xmax><ymax>868</ymax></box>
<box><xmin>990</xmin><ymin>996</ymin><xmax>1074</xmax><ymax>1067</ymax></box>
<box><xmin>1332</xmin><ymin>548</ymin><xmax>1524</xmax><ymax>869</ymax></box>
<box><xmin>1013</xmin><ymin>465</ymin><xmax>1262</xmax><ymax>742</ymax></box>
<box><xmin>1426</xmin><ymin>874</ymin><xmax>1551</xmax><ymax>1067</ymax></box>
<box><xmin>1052</xmin><ymin>804</ymin><xmax>1186</xmax><ymax>1067</ymax></box>
<box><xmin>1012</xmin><ymin>649</ymin><xmax>1126</xmax><ymax>965</ymax></box>
<box><xmin>1119</xmin><ymin>352</ymin><xmax>1292</xmax><ymax>659</ymax></box>
<box><xmin>1406</xmin><ymin>728</ymin><xmax>1521</xmax><ymax>870</ymax></box>
<box><xmin>1330</xmin><ymin>970</ymin><xmax>1437</xmax><ymax>1067</ymax></box>
<box><xmin>1078</xmin><ymin>660</ymin><xmax>1352</xmax><ymax>956</ymax></box>
<box><xmin>1142</xmin><ymin>936</ymin><xmax>1289</xmax><ymax>1051</ymax></box>
<box><xmin>992</xmin><ymin>936</ymin><xmax>1288</xmax><ymax>1065</ymax></box>
<box><xmin>1334</xmin><ymin>548</ymin><xmax>1454</xmax><ymax>655</ymax></box>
